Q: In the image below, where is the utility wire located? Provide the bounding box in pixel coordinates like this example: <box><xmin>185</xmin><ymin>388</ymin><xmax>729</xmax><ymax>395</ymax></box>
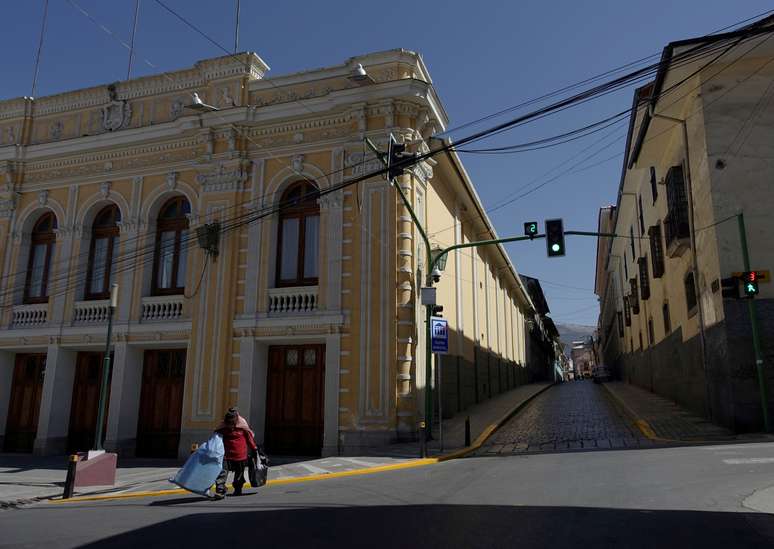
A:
<box><xmin>30</xmin><ymin>0</ymin><xmax>49</xmax><ymax>97</ymax></box>
<box><xmin>5</xmin><ymin>19</ymin><xmax>772</xmax><ymax>306</ymax></box>
<box><xmin>438</xmin><ymin>8</ymin><xmax>774</xmax><ymax>137</ymax></box>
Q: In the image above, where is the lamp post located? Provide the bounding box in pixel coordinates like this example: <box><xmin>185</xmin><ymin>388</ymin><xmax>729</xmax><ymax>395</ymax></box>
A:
<box><xmin>93</xmin><ymin>283</ymin><xmax>118</xmax><ymax>451</ymax></box>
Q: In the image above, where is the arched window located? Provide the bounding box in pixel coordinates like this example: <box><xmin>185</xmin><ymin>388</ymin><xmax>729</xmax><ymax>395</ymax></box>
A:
<box><xmin>276</xmin><ymin>181</ymin><xmax>320</xmax><ymax>287</ymax></box>
<box><xmin>86</xmin><ymin>205</ymin><xmax>121</xmax><ymax>300</ymax></box>
<box><xmin>24</xmin><ymin>212</ymin><xmax>57</xmax><ymax>304</ymax></box>
<box><xmin>152</xmin><ymin>196</ymin><xmax>190</xmax><ymax>295</ymax></box>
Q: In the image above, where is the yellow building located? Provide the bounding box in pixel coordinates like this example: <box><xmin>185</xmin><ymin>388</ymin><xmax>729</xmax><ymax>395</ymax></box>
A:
<box><xmin>0</xmin><ymin>50</ymin><xmax>552</xmax><ymax>458</ymax></box>
<box><xmin>596</xmin><ymin>19</ymin><xmax>774</xmax><ymax>431</ymax></box>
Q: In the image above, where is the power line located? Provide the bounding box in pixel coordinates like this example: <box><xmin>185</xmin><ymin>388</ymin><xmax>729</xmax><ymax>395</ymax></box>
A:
<box><xmin>5</xmin><ymin>17</ymin><xmax>772</xmax><ymax>307</ymax></box>
<box><xmin>30</xmin><ymin>0</ymin><xmax>49</xmax><ymax>98</ymax></box>
<box><xmin>438</xmin><ymin>8</ymin><xmax>774</xmax><ymax>138</ymax></box>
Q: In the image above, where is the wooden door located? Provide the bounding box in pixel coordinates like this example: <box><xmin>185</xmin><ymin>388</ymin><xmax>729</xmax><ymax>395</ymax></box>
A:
<box><xmin>67</xmin><ymin>352</ymin><xmax>112</xmax><ymax>453</ymax></box>
<box><xmin>136</xmin><ymin>349</ymin><xmax>186</xmax><ymax>458</ymax></box>
<box><xmin>265</xmin><ymin>345</ymin><xmax>325</xmax><ymax>456</ymax></box>
<box><xmin>3</xmin><ymin>354</ymin><xmax>46</xmax><ymax>453</ymax></box>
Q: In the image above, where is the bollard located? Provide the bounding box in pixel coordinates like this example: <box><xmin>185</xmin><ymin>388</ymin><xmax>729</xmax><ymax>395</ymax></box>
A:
<box><xmin>62</xmin><ymin>454</ymin><xmax>79</xmax><ymax>499</ymax></box>
<box><xmin>419</xmin><ymin>421</ymin><xmax>427</xmax><ymax>458</ymax></box>
<box><xmin>464</xmin><ymin>416</ymin><xmax>471</xmax><ymax>447</ymax></box>
<box><xmin>190</xmin><ymin>443</ymin><xmax>199</xmax><ymax>454</ymax></box>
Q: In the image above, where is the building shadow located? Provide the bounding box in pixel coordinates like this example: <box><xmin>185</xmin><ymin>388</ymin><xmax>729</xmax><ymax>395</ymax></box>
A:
<box><xmin>77</xmin><ymin>504</ymin><xmax>774</xmax><ymax>548</ymax></box>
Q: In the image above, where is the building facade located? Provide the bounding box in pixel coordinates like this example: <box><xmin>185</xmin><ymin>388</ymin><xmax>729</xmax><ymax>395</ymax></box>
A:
<box><xmin>0</xmin><ymin>49</ymin><xmax>550</xmax><ymax>458</ymax></box>
<box><xmin>596</xmin><ymin>20</ymin><xmax>774</xmax><ymax>431</ymax></box>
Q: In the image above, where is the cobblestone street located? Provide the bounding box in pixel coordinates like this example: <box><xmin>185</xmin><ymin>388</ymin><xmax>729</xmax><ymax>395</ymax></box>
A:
<box><xmin>475</xmin><ymin>380</ymin><xmax>653</xmax><ymax>456</ymax></box>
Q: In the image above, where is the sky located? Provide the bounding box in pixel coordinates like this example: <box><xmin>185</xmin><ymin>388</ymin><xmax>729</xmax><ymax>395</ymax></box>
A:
<box><xmin>1</xmin><ymin>0</ymin><xmax>771</xmax><ymax>326</ymax></box>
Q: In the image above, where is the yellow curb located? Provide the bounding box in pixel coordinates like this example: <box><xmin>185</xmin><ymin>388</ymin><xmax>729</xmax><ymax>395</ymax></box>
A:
<box><xmin>48</xmin><ymin>384</ymin><xmax>553</xmax><ymax>505</ymax></box>
<box><xmin>635</xmin><ymin>419</ymin><xmax>660</xmax><ymax>440</ymax></box>
<box><xmin>599</xmin><ymin>382</ymin><xmax>675</xmax><ymax>442</ymax></box>
<box><xmin>49</xmin><ymin>459</ymin><xmax>440</xmax><ymax>504</ymax></box>
<box><xmin>600</xmin><ymin>382</ymin><xmax>738</xmax><ymax>445</ymax></box>
<box><xmin>437</xmin><ymin>383</ymin><xmax>554</xmax><ymax>461</ymax></box>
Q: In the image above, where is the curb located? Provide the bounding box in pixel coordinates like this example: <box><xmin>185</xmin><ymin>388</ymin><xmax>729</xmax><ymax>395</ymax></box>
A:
<box><xmin>46</xmin><ymin>383</ymin><xmax>554</xmax><ymax>505</ymax></box>
<box><xmin>600</xmin><ymin>382</ymin><xmax>675</xmax><ymax>443</ymax></box>
<box><xmin>599</xmin><ymin>382</ymin><xmax>751</xmax><ymax>445</ymax></box>
<box><xmin>437</xmin><ymin>382</ymin><xmax>554</xmax><ymax>461</ymax></box>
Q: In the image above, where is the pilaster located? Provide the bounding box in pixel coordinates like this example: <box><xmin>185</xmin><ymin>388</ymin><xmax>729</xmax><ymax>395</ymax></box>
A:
<box><xmin>34</xmin><ymin>344</ymin><xmax>77</xmax><ymax>455</ymax></box>
<box><xmin>104</xmin><ymin>343</ymin><xmax>144</xmax><ymax>456</ymax></box>
<box><xmin>395</xmin><ymin>172</ymin><xmax>416</xmax><ymax>438</ymax></box>
<box><xmin>0</xmin><ymin>351</ymin><xmax>14</xmax><ymax>448</ymax></box>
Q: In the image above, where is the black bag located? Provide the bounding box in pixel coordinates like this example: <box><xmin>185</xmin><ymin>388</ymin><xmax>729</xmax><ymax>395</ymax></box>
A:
<box><xmin>248</xmin><ymin>446</ymin><xmax>269</xmax><ymax>488</ymax></box>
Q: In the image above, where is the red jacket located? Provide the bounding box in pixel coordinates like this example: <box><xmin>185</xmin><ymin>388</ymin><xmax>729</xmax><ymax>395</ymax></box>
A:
<box><xmin>216</xmin><ymin>427</ymin><xmax>257</xmax><ymax>462</ymax></box>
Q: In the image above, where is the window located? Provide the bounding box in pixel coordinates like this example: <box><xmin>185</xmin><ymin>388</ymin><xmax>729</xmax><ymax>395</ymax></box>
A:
<box><xmin>664</xmin><ymin>165</ymin><xmax>690</xmax><ymax>246</ymax></box>
<box><xmin>276</xmin><ymin>181</ymin><xmax>320</xmax><ymax>287</ymax></box>
<box><xmin>663</xmin><ymin>302</ymin><xmax>671</xmax><ymax>333</ymax></box>
<box><xmin>623</xmin><ymin>251</ymin><xmax>628</xmax><ymax>280</ymax></box>
<box><xmin>684</xmin><ymin>271</ymin><xmax>698</xmax><ymax>316</ymax></box>
<box><xmin>623</xmin><ymin>296</ymin><xmax>631</xmax><ymax>326</ymax></box>
<box><xmin>24</xmin><ymin>212</ymin><xmax>57</xmax><ymax>304</ymax></box>
<box><xmin>630</xmin><ymin>226</ymin><xmax>636</xmax><ymax>258</ymax></box>
<box><xmin>648</xmin><ymin>223</ymin><xmax>665</xmax><ymax>278</ymax></box>
<box><xmin>617</xmin><ymin>311</ymin><xmax>624</xmax><ymax>337</ymax></box>
<box><xmin>638</xmin><ymin>195</ymin><xmax>645</xmax><ymax>235</ymax></box>
<box><xmin>629</xmin><ymin>278</ymin><xmax>640</xmax><ymax>314</ymax></box>
<box><xmin>86</xmin><ymin>205</ymin><xmax>121</xmax><ymax>300</ymax></box>
<box><xmin>638</xmin><ymin>257</ymin><xmax>650</xmax><ymax>300</ymax></box>
<box><xmin>650</xmin><ymin>167</ymin><xmax>658</xmax><ymax>203</ymax></box>
<box><xmin>648</xmin><ymin>317</ymin><xmax>655</xmax><ymax>345</ymax></box>
<box><xmin>639</xmin><ymin>331</ymin><xmax>643</xmax><ymax>351</ymax></box>
<box><xmin>152</xmin><ymin>196</ymin><xmax>190</xmax><ymax>295</ymax></box>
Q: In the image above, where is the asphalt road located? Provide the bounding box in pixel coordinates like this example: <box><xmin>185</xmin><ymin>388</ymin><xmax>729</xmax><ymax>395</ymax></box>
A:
<box><xmin>3</xmin><ymin>438</ymin><xmax>774</xmax><ymax>548</ymax></box>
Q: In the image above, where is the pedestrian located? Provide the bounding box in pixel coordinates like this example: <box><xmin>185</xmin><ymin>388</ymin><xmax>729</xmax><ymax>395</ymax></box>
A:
<box><xmin>213</xmin><ymin>407</ymin><xmax>257</xmax><ymax>499</ymax></box>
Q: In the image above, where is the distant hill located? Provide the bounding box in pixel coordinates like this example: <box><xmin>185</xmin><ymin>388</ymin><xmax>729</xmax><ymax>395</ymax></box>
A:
<box><xmin>555</xmin><ymin>323</ymin><xmax>596</xmax><ymax>356</ymax></box>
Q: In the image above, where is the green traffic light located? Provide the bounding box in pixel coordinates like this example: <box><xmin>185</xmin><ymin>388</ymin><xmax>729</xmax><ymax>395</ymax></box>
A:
<box><xmin>551</xmin><ymin>243</ymin><xmax>561</xmax><ymax>252</ymax></box>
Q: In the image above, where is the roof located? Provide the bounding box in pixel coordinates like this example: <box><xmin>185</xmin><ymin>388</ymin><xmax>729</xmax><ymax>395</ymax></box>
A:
<box><xmin>629</xmin><ymin>15</ymin><xmax>774</xmax><ymax>168</ymax></box>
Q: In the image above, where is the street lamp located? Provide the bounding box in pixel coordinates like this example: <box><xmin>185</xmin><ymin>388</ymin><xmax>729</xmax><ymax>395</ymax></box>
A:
<box><xmin>430</xmin><ymin>246</ymin><xmax>447</xmax><ymax>283</ymax></box>
<box><xmin>93</xmin><ymin>283</ymin><xmax>118</xmax><ymax>451</ymax></box>
<box><xmin>348</xmin><ymin>63</ymin><xmax>375</xmax><ymax>86</ymax></box>
<box><xmin>185</xmin><ymin>92</ymin><xmax>219</xmax><ymax>112</ymax></box>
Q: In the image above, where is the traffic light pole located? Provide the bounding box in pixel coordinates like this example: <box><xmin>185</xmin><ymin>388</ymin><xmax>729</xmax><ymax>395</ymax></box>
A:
<box><xmin>737</xmin><ymin>212</ymin><xmax>770</xmax><ymax>432</ymax></box>
<box><xmin>365</xmin><ymin>136</ymin><xmax>622</xmax><ymax>450</ymax></box>
<box><xmin>365</xmin><ymin>138</ymin><xmax>435</xmax><ymax>453</ymax></box>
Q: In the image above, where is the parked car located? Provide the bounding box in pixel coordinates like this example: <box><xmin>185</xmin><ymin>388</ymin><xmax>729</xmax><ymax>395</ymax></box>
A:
<box><xmin>592</xmin><ymin>365</ymin><xmax>611</xmax><ymax>383</ymax></box>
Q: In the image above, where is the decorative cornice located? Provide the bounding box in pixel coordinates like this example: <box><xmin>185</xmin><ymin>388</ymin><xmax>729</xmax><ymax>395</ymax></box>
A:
<box><xmin>196</xmin><ymin>160</ymin><xmax>251</xmax><ymax>193</ymax></box>
<box><xmin>2</xmin><ymin>53</ymin><xmax>268</xmax><ymax>119</ymax></box>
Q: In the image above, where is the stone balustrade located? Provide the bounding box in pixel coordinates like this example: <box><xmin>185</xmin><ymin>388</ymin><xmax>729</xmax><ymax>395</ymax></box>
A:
<box><xmin>141</xmin><ymin>295</ymin><xmax>185</xmax><ymax>322</ymax></box>
<box><xmin>72</xmin><ymin>300</ymin><xmax>111</xmax><ymax>324</ymax></box>
<box><xmin>12</xmin><ymin>303</ymin><xmax>48</xmax><ymax>327</ymax></box>
<box><xmin>268</xmin><ymin>286</ymin><xmax>318</xmax><ymax>314</ymax></box>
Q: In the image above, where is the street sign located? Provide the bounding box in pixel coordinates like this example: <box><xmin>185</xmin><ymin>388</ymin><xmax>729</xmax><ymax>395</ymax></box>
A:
<box><xmin>524</xmin><ymin>221</ymin><xmax>538</xmax><ymax>238</ymax></box>
<box><xmin>430</xmin><ymin>316</ymin><xmax>448</xmax><ymax>354</ymax></box>
<box><xmin>421</xmin><ymin>287</ymin><xmax>437</xmax><ymax>305</ymax></box>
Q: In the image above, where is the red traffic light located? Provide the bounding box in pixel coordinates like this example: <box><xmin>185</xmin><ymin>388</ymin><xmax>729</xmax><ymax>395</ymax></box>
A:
<box><xmin>746</xmin><ymin>271</ymin><xmax>758</xmax><ymax>282</ymax></box>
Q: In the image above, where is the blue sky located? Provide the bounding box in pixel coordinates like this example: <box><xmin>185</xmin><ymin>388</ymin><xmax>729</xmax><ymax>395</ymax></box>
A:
<box><xmin>1</xmin><ymin>0</ymin><xmax>771</xmax><ymax>326</ymax></box>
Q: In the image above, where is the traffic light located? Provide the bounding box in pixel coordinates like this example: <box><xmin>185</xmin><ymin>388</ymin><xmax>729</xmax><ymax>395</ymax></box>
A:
<box><xmin>720</xmin><ymin>276</ymin><xmax>740</xmax><ymax>299</ymax></box>
<box><xmin>545</xmin><ymin>218</ymin><xmax>565</xmax><ymax>257</ymax></box>
<box><xmin>387</xmin><ymin>134</ymin><xmax>416</xmax><ymax>181</ymax></box>
<box><xmin>743</xmin><ymin>271</ymin><xmax>760</xmax><ymax>297</ymax></box>
<box><xmin>524</xmin><ymin>221</ymin><xmax>538</xmax><ymax>239</ymax></box>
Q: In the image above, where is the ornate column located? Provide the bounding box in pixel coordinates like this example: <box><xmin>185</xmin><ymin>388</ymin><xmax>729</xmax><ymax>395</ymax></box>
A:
<box><xmin>34</xmin><ymin>342</ymin><xmax>77</xmax><ymax>455</ymax></box>
<box><xmin>395</xmin><ymin>171</ymin><xmax>416</xmax><ymax>439</ymax></box>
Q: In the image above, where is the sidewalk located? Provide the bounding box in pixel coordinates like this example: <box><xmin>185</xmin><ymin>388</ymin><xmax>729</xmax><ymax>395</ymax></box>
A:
<box><xmin>603</xmin><ymin>381</ymin><xmax>737</xmax><ymax>441</ymax></box>
<box><xmin>0</xmin><ymin>382</ymin><xmax>551</xmax><ymax>506</ymax></box>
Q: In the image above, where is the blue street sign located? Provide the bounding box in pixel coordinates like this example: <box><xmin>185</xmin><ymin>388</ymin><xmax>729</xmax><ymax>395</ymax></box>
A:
<box><xmin>431</xmin><ymin>317</ymin><xmax>448</xmax><ymax>354</ymax></box>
